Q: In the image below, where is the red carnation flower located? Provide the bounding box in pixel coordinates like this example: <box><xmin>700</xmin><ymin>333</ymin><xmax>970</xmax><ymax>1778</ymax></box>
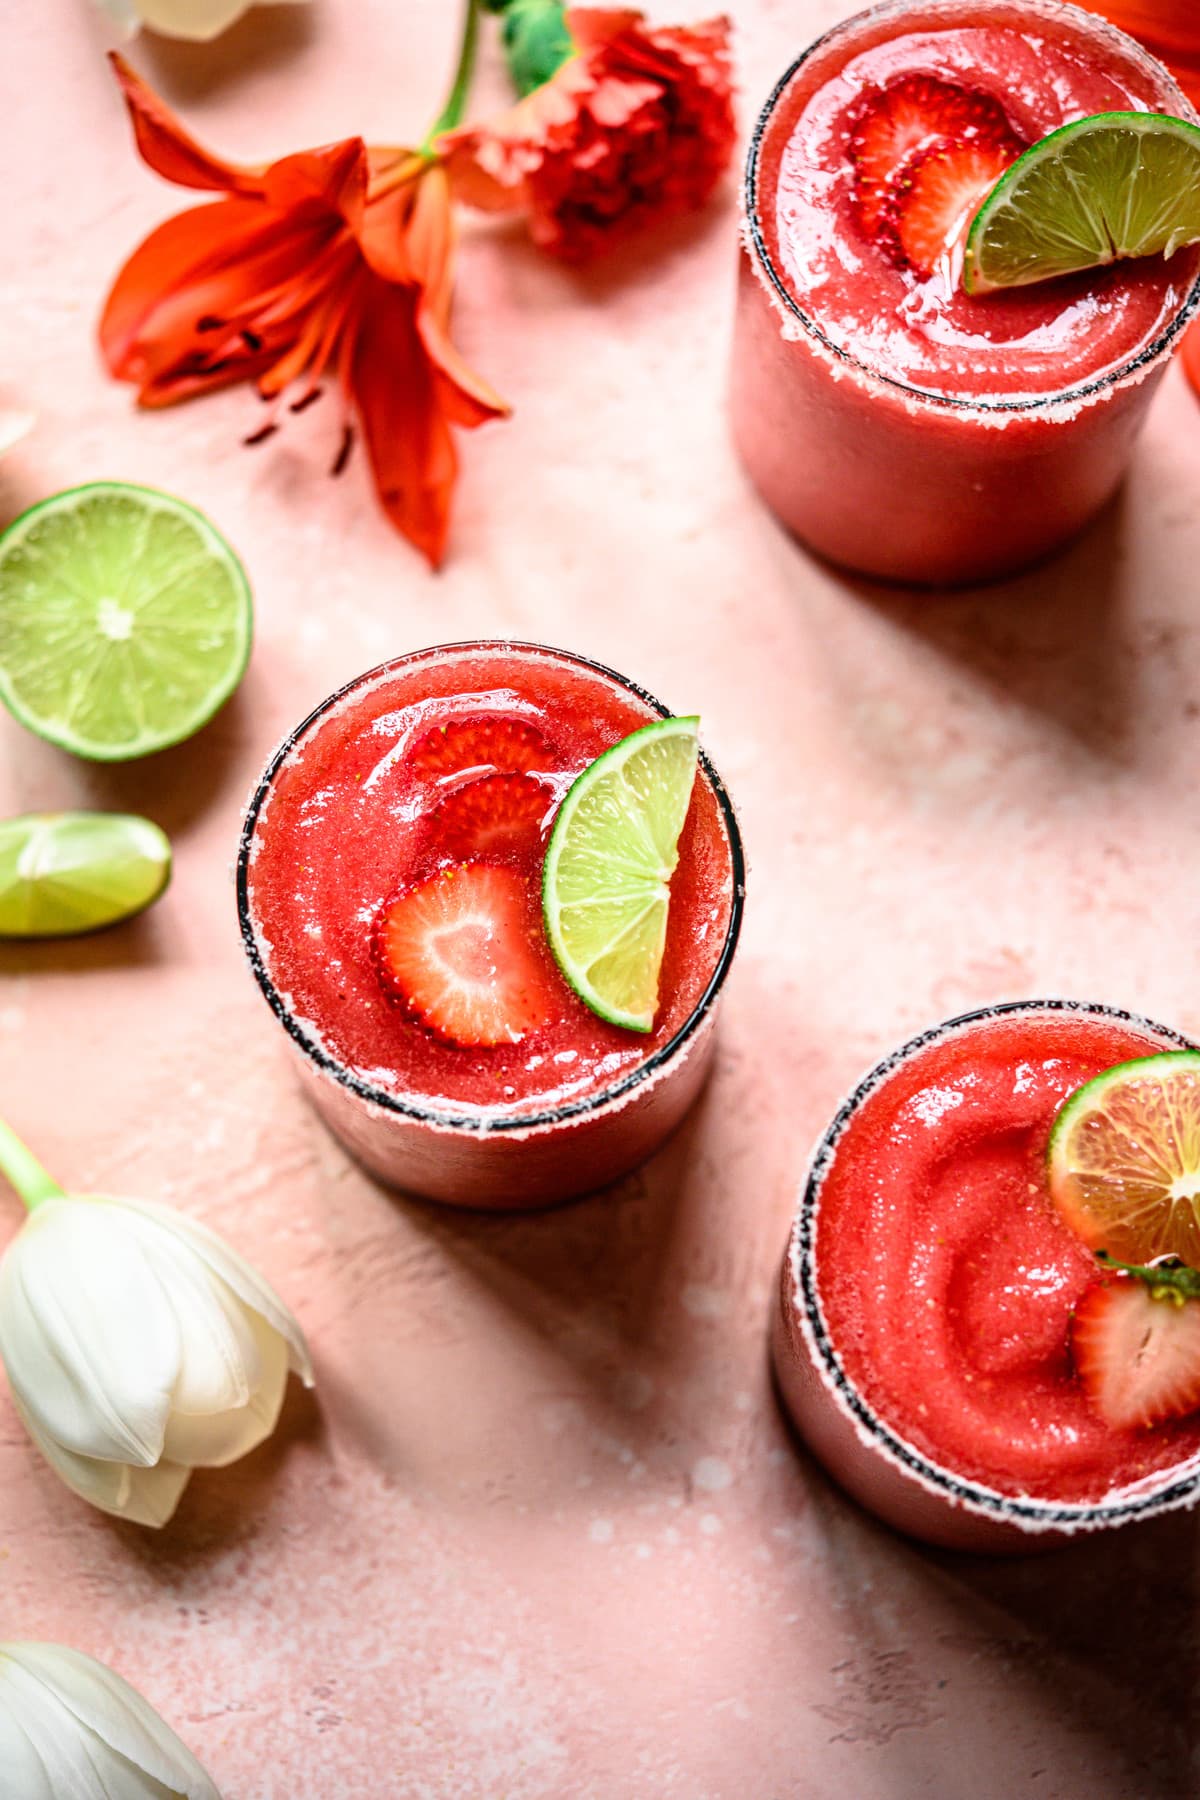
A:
<box><xmin>443</xmin><ymin>8</ymin><xmax>736</xmax><ymax>263</ymax></box>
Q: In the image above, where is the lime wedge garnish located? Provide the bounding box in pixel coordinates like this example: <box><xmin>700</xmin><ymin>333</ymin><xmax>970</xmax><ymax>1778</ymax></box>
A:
<box><xmin>964</xmin><ymin>112</ymin><xmax>1200</xmax><ymax>294</ymax></box>
<box><xmin>542</xmin><ymin>716</ymin><xmax>700</xmax><ymax>1033</ymax></box>
<box><xmin>0</xmin><ymin>812</ymin><xmax>170</xmax><ymax>936</ymax></box>
<box><xmin>0</xmin><ymin>482</ymin><xmax>252</xmax><ymax>761</ymax></box>
<box><xmin>1047</xmin><ymin>1051</ymin><xmax>1200</xmax><ymax>1265</ymax></box>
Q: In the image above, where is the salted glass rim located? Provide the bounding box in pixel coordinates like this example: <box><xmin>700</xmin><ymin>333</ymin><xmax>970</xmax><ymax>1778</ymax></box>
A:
<box><xmin>743</xmin><ymin>0</ymin><xmax>1200</xmax><ymax>416</ymax></box>
<box><xmin>792</xmin><ymin>997</ymin><xmax>1200</xmax><ymax>1529</ymax></box>
<box><xmin>236</xmin><ymin>639</ymin><xmax>746</xmax><ymax>1136</ymax></box>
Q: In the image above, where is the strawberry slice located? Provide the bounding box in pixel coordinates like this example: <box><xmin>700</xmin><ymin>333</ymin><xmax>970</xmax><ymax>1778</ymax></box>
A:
<box><xmin>1072</xmin><ymin>1258</ymin><xmax>1200</xmax><ymax>1430</ymax></box>
<box><xmin>409</xmin><ymin>715</ymin><xmax>550</xmax><ymax>780</ymax></box>
<box><xmin>889</xmin><ymin>137</ymin><xmax>1021</xmax><ymax>276</ymax></box>
<box><xmin>372</xmin><ymin>863</ymin><xmax>557</xmax><ymax>1046</ymax></box>
<box><xmin>850</xmin><ymin>74</ymin><xmax>1021</xmax><ymax>236</ymax></box>
<box><xmin>429</xmin><ymin>773</ymin><xmax>553</xmax><ymax>860</ymax></box>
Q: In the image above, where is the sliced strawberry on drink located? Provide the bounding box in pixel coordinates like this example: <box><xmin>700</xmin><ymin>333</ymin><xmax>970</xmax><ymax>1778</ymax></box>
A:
<box><xmin>410</xmin><ymin>714</ymin><xmax>550</xmax><ymax>780</ymax></box>
<box><xmin>372</xmin><ymin>863</ymin><xmax>557</xmax><ymax>1046</ymax></box>
<box><xmin>849</xmin><ymin>74</ymin><xmax>1021</xmax><ymax>236</ymax></box>
<box><xmin>430</xmin><ymin>773</ymin><xmax>553</xmax><ymax>860</ymax></box>
<box><xmin>889</xmin><ymin>137</ymin><xmax>1021</xmax><ymax>276</ymax></box>
<box><xmin>1072</xmin><ymin>1257</ymin><xmax>1200</xmax><ymax>1430</ymax></box>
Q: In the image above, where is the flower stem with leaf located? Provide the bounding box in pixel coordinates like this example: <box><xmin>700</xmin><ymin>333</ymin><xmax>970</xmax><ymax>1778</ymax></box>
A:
<box><xmin>482</xmin><ymin>0</ymin><xmax>575</xmax><ymax>96</ymax></box>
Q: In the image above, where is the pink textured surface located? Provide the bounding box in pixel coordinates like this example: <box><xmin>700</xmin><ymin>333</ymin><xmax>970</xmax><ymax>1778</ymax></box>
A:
<box><xmin>3</xmin><ymin>2</ymin><xmax>1200</xmax><ymax>1795</ymax></box>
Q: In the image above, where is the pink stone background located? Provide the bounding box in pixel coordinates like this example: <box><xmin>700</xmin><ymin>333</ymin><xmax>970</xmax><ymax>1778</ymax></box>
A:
<box><xmin>4</xmin><ymin>1</ymin><xmax>1200</xmax><ymax>1795</ymax></box>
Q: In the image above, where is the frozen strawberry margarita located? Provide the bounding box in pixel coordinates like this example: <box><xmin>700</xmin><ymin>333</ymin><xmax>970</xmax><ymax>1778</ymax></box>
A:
<box><xmin>775</xmin><ymin>1002</ymin><xmax>1200</xmax><ymax>1551</ymax></box>
<box><xmin>732</xmin><ymin>0</ymin><xmax>1200</xmax><ymax>583</ymax></box>
<box><xmin>237</xmin><ymin>643</ymin><xmax>743</xmax><ymax>1207</ymax></box>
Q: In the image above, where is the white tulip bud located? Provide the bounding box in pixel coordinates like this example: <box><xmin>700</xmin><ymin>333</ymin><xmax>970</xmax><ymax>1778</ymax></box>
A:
<box><xmin>0</xmin><ymin>1194</ymin><xmax>313</xmax><ymax>1527</ymax></box>
<box><xmin>0</xmin><ymin>1642</ymin><xmax>221</xmax><ymax>1799</ymax></box>
<box><xmin>0</xmin><ymin>410</ymin><xmax>32</xmax><ymax>457</ymax></box>
<box><xmin>96</xmin><ymin>0</ymin><xmax>309</xmax><ymax>43</ymax></box>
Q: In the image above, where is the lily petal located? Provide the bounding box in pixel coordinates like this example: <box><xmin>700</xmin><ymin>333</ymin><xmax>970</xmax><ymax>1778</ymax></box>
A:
<box><xmin>0</xmin><ymin>1644</ymin><xmax>221</xmax><ymax>1799</ymax></box>
<box><xmin>0</xmin><ymin>1199</ymin><xmax>179</xmax><ymax>1466</ymax></box>
<box><xmin>407</xmin><ymin>169</ymin><xmax>510</xmax><ymax>430</ymax></box>
<box><xmin>12</xmin><ymin>1394</ymin><xmax>193</xmax><ymax>1527</ymax></box>
<box><xmin>263</xmin><ymin>138</ymin><xmax>368</xmax><ymax>230</ymax></box>
<box><xmin>100</xmin><ymin>195</ymin><xmax>273</xmax><ymax>378</ymax></box>
<box><xmin>112</xmin><ymin>1198</ymin><xmax>314</xmax><ymax>1386</ymax></box>
<box><xmin>109</xmin><ymin>53</ymin><xmax>265</xmax><ymax>195</ymax></box>
<box><xmin>350</xmin><ymin>280</ymin><xmax>458</xmax><ymax>567</ymax></box>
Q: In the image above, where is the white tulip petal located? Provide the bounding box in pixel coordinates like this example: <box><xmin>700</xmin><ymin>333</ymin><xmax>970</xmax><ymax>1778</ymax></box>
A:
<box><xmin>0</xmin><ymin>1644</ymin><xmax>221</xmax><ymax>1799</ymax></box>
<box><xmin>163</xmin><ymin>1303</ymin><xmax>288</xmax><ymax>1468</ymax></box>
<box><xmin>94</xmin><ymin>0</ymin><xmax>143</xmax><ymax>37</ymax></box>
<box><xmin>130</xmin><ymin>0</ymin><xmax>308</xmax><ymax>42</ymax></box>
<box><xmin>0</xmin><ymin>1693</ymin><xmax>54</xmax><ymax>1800</ymax></box>
<box><xmin>0</xmin><ymin>410</ymin><xmax>34</xmax><ymax>457</ymax></box>
<box><xmin>129</xmin><ymin>1215</ymin><xmax>259</xmax><ymax>1421</ymax></box>
<box><xmin>0</xmin><ymin>1655</ymin><xmax>103</xmax><ymax>1794</ymax></box>
<box><xmin>12</xmin><ymin>1394</ymin><xmax>192</xmax><ymax>1528</ymax></box>
<box><xmin>114</xmin><ymin>1198</ymin><xmax>314</xmax><ymax>1387</ymax></box>
<box><xmin>0</xmin><ymin>1200</ymin><xmax>179</xmax><ymax>1465</ymax></box>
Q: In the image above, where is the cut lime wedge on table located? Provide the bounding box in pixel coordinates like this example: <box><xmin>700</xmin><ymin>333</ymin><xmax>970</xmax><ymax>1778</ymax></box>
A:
<box><xmin>0</xmin><ymin>482</ymin><xmax>252</xmax><ymax>761</ymax></box>
<box><xmin>1048</xmin><ymin>1051</ymin><xmax>1200</xmax><ymax>1266</ymax></box>
<box><xmin>965</xmin><ymin>112</ymin><xmax>1200</xmax><ymax>294</ymax></box>
<box><xmin>543</xmin><ymin>716</ymin><xmax>700</xmax><ymax>1033</ymax></box>
<box><xmin>0</xmin><ymin>812</ymin><xmax>170</xmax><ymax>936</ymax></box>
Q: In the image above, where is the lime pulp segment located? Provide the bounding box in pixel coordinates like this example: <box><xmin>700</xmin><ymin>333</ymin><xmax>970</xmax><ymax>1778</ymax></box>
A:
<box><xmin>542</xmin><ymin>716</ymin><xmax>701</xmax><ymax>1033</ymax></box>
<box><xmin>1047</xmin><ymin>1050</ymin><xmax>1200</xmax><ymax>1266</ymax></box>
<box><xmin>0</xmin><ymin>812</ymin><xmax>171</xmax><ymax>936</ymax></box>
<box><xmin>0</xmin><ymin>482</ymin><xmax>252</xmax><ymax>761</ymax></box>
<box><xmin>964</xmin><ymin>112</ymin><xmax>1200</xmax><ymax>294</ymax></box>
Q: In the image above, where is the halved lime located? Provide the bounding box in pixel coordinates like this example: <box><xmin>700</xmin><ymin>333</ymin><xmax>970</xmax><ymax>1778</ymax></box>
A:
<box><xmin>1047</xmin><ymin>1051</ymin><xmax>1200</xmax><ymax>1265</ymax></box>
<box><xmin>542</xmin><ymin>716</ymin><xmax>700</xmax><ymax>1033</ymax></box>
<box><xmin>0</xmin><ymin>482</ymin><xmax>252</xmax><ymax>761</ymax></box>
<box><xmin>964</xmin><ymin>112</ymin><xmax>1200</xmax><ymax>295</ymax></box>
<box><xmin>0</xmin><ymin>811</ymin><xmax>170</xmax><ymax>936</ymax></box>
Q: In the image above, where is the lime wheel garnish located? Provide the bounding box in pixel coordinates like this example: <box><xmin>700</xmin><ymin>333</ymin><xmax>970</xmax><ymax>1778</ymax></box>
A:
<box><xmin>542</xmin><ymin>716</ymin><xmax>700</xmax><ymax>1033</ymax></box>
<box><xmin>964</xmin><ymin>111</ymin><xmax>1200</xmax><ymax>293</ymax></box>
<box><xmin>1048</xmin><ymin>1051</ymin><xmax>1200</xmax><ymax>1264</ymax></box>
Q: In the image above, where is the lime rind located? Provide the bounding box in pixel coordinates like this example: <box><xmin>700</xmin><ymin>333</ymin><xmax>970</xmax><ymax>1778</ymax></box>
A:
<box><xmin>0</xmin><ymin>482</ymin><xmax>253</xmax><ymax>762</ymax></box>
<box><xmin>964</xmin><ymin>112</ymin><xmax>1200</xmax><ymax>294</ymax></box>
<box><xmin>0</xmin><ymin>811</ymin><xmax>171</xmax><ymax>936</ymax></box>
<box><xmin>1047</xmin><ymin>1050</ymin><xmax>1200</xmax><ymax>1265</ymax></box>
<box><xmin>543</xmin><ymin>716</ymin><xmax>701</xmax><ymax>1033</ymax></box>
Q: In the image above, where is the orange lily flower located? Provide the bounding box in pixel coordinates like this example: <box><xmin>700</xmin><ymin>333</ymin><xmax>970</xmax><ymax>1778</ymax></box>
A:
<box><xmin>100</xmin><ymin>55</ymin><xmax>508</xmax><ymax>566</ymax></box>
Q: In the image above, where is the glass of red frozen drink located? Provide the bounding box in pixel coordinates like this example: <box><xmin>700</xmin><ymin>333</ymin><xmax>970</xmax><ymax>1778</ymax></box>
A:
<box><xmin>774</xmin><ymin>1000</ymin><xmax>1200</xmax><ymax>1551</ymax></box>
<box><xmin>237</xmin><ymin>642</ymin><xmax>744</xmax><ymax>1209</ymax></box>
<box><xmin>732</xmin><ymin>0</ymin><xmax>1200</xmax><ymax>584</ymax></box>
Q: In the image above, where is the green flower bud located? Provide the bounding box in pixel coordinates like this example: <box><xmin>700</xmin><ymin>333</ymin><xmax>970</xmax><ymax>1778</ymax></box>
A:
<box><xmin>487</xmin><ymin>0</ymin><xmax>575</xmax><ymax>98</ymax></box>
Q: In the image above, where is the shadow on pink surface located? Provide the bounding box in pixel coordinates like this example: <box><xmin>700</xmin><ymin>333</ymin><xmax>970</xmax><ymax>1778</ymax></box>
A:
<box><xmin>319</xmin><ymin>1054</ymin><xmax>785</xmax><ymax>1503</ymax></box>
<box><xmin>794</xmin><ymin>1443</ymin><xmax>1200</xmax><ymax>1794</ymax></box>
<box><xmin>844</xmin><ymin>495</ymin><xmax>1144</xmax><ymax>759</ymax></box>
<box><xmin>128</xmin><ymin>7</ymin><xmax>318</xmax><ymax>104</ymax></box>
<box><xmin>103</xmin><ymin>1379</ymin><xmax>326</xmax><ymax>1573</ymax></box>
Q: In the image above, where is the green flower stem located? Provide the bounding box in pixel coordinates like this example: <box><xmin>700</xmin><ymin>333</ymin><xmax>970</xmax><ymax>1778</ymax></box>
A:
<box><xmin>424</xmin><ymin>0</ymin><xmax>482</xmax><ymax>149</ymax></box>
<box><xmin>0</xmin><ymin>1119</ymin><xmax>63</xmax><ymax>1213</ymax></box>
